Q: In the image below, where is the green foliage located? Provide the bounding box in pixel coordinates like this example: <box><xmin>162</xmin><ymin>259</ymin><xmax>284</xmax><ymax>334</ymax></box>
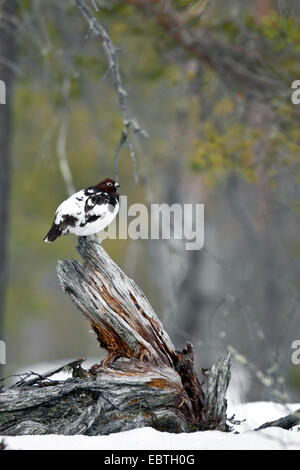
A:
<box><xmin>192</xmin><ymin>121</ymin><xmax>257</xmax><ymax>185</ymax></box>
<box><xmin>191</xmin><ymin>105</ymin><xmax>300</xmax><ymax>187</ymax></box>
<box><xmin>174</xmin><ymin>0</ymin><xmax>201</xmax><ymax>9</ymax></box>
<box><xmin>260</xmin><ymin>12</ymin><xmax>300</xmax><ymax>52</ymax></box>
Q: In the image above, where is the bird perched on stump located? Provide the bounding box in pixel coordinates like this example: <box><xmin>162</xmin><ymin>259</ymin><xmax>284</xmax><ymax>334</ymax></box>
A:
<box><xmin>43</xmin><ymin>178</ymin><xmax>120</xmax><ymax>243</ymax></box>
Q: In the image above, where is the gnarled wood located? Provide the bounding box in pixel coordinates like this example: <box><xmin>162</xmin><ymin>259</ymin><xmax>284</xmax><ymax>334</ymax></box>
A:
<box><xmin>58</xmin><ymin>237</ymin><xmax>176</xmax><ymax>369</ymax></box>
<box><xmin>0</xmin><ymin>238</ymin><xmax>231</xmax><ymax>435</ymax></box>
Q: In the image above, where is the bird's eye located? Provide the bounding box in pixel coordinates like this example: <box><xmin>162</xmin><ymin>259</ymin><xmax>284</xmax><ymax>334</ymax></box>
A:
<box><xmin>107</xmin><ymin>182</ymin><xmax>112</xmax><ymax>186</ymax></box>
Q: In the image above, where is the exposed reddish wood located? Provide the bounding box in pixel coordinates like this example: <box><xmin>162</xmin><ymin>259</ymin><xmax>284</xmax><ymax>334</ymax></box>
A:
<box><xmin>174</xmin><ymin>342</ymin><xmax>205</xmax><ymax>426</ymax></box>
<box><xmin>148</xmin><ymin>378</ymin><xmax>177</xmax><ymax>389</ymax></box>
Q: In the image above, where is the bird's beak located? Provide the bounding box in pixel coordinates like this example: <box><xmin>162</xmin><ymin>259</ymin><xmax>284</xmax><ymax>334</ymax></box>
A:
<box><xmin>115</xmin><ymin>182</ymin><xmax>120</xmax><ymax>188</ymax></box>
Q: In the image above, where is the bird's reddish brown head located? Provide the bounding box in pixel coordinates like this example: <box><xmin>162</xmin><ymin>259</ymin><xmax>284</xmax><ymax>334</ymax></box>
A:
<box><xmin>95</xmin><ymin>178</ymin><xmax>120</xmax><ymax>193</ymax></box>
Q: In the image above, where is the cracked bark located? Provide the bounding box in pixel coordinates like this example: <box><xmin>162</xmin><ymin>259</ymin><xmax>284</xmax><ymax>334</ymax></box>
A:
<box><xmin>0</xmin><ymin>238</ymin><xmax>231</xmax><ymax>435</ymax></box>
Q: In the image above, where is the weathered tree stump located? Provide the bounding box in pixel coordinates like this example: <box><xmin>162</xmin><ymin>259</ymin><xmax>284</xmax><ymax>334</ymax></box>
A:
<box><xmin>0</xmin><ymin>238</ymin><xmax>231</xmax><ymax>435</ymax></box>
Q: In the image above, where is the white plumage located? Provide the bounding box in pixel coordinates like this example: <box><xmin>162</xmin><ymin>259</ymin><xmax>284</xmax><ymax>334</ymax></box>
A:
<box><xmin>44</xmin><ymin>178</ymin><xmax>120</xmax><ymax>243</ymax></box>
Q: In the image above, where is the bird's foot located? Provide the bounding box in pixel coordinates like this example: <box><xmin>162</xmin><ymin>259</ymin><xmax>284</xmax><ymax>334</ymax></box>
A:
<box><xmin>86</xmin><ymin>234</ymin><xmax>97</xmax><ymax>242</ymax></box>
<box><xmin>77</xmin><ymin>235</ymin><xmax>102</xmax><ymax>252</ymax></box>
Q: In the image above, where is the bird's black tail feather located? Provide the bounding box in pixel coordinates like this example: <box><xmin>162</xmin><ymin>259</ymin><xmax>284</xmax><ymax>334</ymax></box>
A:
<box><xmin>43</xmin><ymin>223</ymin><xmax>62</xmax><ymax>243</ymax></box>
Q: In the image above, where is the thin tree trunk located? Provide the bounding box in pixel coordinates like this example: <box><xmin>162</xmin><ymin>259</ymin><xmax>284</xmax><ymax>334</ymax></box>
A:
<box><xmin>0</xmin><ymin>0</ymin><xmax>18</xmax><ymax>356</ymax></box>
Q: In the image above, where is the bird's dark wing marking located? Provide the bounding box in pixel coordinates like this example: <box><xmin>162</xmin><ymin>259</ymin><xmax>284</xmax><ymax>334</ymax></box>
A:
<box><xmin>79</xmin><ymin>214</ymin><xmax>102</xmax><ymax>227</ymax></box>
<box><xmin>44</xmin><ymin>214</ymin><xmax>78</xmax><ymax>242</ymax></box>
<box><xmin>85</xmin><ymin>192</ymin><xmax>118</xmax><ymax>212</ymax></box>
<box><xmin>84</xmin><ymin>186</ymin><xmax>97</xmax><ymax>196</ymax></box>
<box><xmin>60</xmin><ymin>214</ymin><xmax>77</xmax><ymax>229</ymax></box>
<box><xmin>78</xmin><ymin>191</ymin><xmax>118</xmax><ymax>228</ymax></box>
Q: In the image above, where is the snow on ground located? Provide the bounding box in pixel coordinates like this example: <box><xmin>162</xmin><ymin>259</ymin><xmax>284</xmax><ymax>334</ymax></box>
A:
<box><xmin>1</xmin><ymin>360</ymin><xmax>298</xmax><ymax>450</ymax></box>
<box><xmin>227</xmin><ymin>401</ymin><xmax>300</xmax><ymax>433</ymax></box>
<box><xmin>1</xmin><ymin>401</ymin><xmax>299</xmax><ymax>450</ymax></box>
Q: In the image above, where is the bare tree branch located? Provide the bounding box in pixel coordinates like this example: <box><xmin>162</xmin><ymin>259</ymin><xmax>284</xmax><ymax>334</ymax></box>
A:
<box><xmin>14</xmin><ymin>358</ymin><xmax>86</xmax><ymax>388</ymax></box>
<box><xmin>56</xmin><ymin>77</ymin><xmax>76</xmax><ymax>197</ymax></box>
<box><xmin>76</xmin><ymin>0</ymin><xmax>148</xmax><ymax>181</ymax></box>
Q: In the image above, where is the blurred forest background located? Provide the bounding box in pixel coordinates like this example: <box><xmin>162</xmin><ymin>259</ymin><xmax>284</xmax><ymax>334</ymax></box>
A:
<box><xmin>0</xmin><ymin>0</ymin><xmax>300</xmax><ymax>404</ymax></box>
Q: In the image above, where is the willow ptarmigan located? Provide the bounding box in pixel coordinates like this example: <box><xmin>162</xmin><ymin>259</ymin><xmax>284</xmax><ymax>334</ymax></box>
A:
<box><xmin>43</xmin><ymin>178</ymin><xmax>120</xmax><ymax>243</ymax></box>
